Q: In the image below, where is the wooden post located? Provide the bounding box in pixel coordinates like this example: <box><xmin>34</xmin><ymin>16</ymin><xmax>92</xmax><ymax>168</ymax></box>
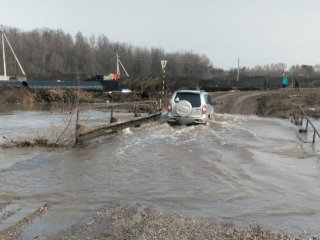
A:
<box><xmin>313</xmin><ymin>130</ymin><xmax>316</xmax><ymax>143</ymax></box>
<box><xmin>148</xmin><ymin>102</ymin><xmax>152</xmax><ymax>114</ymax></box>
<box><xmin>306</xmin><ymin>120</ymin><xmax>309</xmax><ymax>131</ymax></box>
<box><xmin>110</xmin><ymin>107</ymin><xmax>114</xmax><ymax>123</ymax></box>
<box><xmin>134</xmin><ymin>103</ymin><xmax>138</xmax><ymax>117</ymax></box>
<box><xmin>75</xmin><ymin>108</ymin><xmax>80</xmax><ymax>143</ymax></box>
<box><xmin>301</xmin><ymin>114</ymin><xmax>304</xmax><ymax>125</ymax></box>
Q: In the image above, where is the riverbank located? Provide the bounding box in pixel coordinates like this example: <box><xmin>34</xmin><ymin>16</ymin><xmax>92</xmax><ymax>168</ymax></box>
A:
<box><xmin>2</xmin><ymin>86</ymin><xmax>320</xmax><ymax>118</ymax></box>
<box><xmin>8</xmin><ymin>205</ymin><xmax>293</xmax><ymax>240</ymax></box>
<box><xmin>0</xmin><ymin>201</ymin><xmax>297</xmax><ymax>240</ymax></box>
<box><xmin>0</xmin><ymin>86</ymin><xmax>163</xmax><ymax>106</ymax></box>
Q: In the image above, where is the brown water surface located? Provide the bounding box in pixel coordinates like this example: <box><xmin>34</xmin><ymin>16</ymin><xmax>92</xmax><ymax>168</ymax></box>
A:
<box><xmin>1</xmin><ymin>108</ymin><xmax>320</xmax><ymax>237</ymax></box>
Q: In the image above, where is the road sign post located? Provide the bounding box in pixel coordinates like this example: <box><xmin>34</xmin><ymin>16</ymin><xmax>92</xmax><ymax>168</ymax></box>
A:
<box><xmin>160</xmin><ymin>60</ymin><xmax>167</xmax><ymax>109</ymax></box>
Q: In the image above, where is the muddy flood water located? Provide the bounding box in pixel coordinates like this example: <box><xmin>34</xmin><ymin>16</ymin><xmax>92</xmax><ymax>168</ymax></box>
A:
<box><xmin>1</xmin><ymin>106</ymin><xmax>320</xmax><ymax>238</ymax></box>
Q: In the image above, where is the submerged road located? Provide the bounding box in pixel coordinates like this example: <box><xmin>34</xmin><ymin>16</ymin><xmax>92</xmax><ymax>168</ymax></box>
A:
<box><xmin>0</xmin><ymin>108</ymin><xmax>320</xmax><ymax>239</ymax></box>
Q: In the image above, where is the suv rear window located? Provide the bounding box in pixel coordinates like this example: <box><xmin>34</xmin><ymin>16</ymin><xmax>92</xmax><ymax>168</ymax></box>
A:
<box><xmin>174</xmin><ymin>92</ymin><xmax>201</xmax><ymax>107</ymax></box>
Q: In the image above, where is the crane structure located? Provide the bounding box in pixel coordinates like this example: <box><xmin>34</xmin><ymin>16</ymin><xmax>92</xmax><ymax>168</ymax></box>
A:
<box><xmin>115</xmin><ymin>52</ymin><xmax>129</xmax><ymax>79</ymax></box>
<box><xmin>1</xmin><ymin>25</ymin><xmax>26</xmax><ymax>81</ymax></box>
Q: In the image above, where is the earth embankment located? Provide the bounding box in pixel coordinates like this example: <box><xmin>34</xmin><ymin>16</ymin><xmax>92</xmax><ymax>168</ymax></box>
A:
<box><xmin>0</xmin><ymin>86</ymin><xmax>150</xmax><ymax>105</ymax></box>
<box><xmin>1</xmin><ymin>86</ymin><xmax>320</xmax><ymax>118</ymax></box>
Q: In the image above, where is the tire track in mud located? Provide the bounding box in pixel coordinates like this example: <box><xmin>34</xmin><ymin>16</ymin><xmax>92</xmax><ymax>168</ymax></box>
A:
<box><xmin>0</xmin><ymin>202</ymin><xmax>50</xmax><ymax>240</ymax></box>
<box><xmin>212</xmin><ymin>91</ymin><xmax>269</xmax><ymax>115</ymax></box>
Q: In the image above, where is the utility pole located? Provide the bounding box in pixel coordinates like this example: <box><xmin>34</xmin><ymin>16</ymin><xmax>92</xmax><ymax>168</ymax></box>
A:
<box><xmin>116</xmin><ymin>52</ymin><xmax>120</xmax><ymax>77</ymax></box>
<box><xmin>236</xmin><ymin>57</ymin><xmax>240</xmax><ymax>83</ymax></box>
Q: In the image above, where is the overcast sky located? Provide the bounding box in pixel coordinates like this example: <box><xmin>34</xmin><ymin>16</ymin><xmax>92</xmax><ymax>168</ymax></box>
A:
<box><xmin>1</xmin><ymin>0</ymin><xmax>320</xmax><ymax>69</ymax></box>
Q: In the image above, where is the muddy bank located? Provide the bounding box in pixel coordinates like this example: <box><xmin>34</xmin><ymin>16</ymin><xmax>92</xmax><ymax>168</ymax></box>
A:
<box><xmin>2</xmin><ymin>86</ymin><xmax>320</xmax><ymax>118</ymax></box>
<box><xmin>3</xmin><ymin>205</ymin><xmax>295</xmax><ymax>240</ymax></box>
<box><xmin>0</xmin><ymin>86</ymin><xmax>91</xmax><ymax>104</ymax></box>
<box><xmin>0</xmin><ymin>86</ymin><xmax>160</xmax><ymax>106</ymax></box>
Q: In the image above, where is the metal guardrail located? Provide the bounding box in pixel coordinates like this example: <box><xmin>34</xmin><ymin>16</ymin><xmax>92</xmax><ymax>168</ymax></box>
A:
<box><xmin>292</xmin><ymin>105</ymin><xmax>320</xmax><ymax>143</ymax></box>
<box><xmin>75</xmin><ymin>112</ymin><xmax>161</xmax><ymax>144</ymax></box>
<box><xmin>75</xmin><ymin>101</ymin><xmax>160</xmax><ymax>144</ymax></box>
<box><xmin>76</xmin><ymin>101</ymin><xmax>159</xmax><ymax>111</ymax></box>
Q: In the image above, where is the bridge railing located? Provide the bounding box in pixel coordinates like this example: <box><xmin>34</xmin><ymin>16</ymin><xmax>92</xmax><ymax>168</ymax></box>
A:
<box><xmin>291</xmin><ymin>105</ymin><xmax>320</xmax><ymax>143</ymax></box>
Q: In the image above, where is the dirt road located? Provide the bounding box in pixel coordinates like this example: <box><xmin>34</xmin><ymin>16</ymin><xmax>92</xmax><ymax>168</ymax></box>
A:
<box><xmin>211</xmin><ymin>88</ymin><xmax>320</xmax><ymax>118</ymax></box>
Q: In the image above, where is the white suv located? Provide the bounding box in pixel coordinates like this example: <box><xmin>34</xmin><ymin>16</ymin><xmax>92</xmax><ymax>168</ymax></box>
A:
<box><xmin>167</xmin><ymin>90</ymin><xmax>214</xmax><ymax>125</ymax></box>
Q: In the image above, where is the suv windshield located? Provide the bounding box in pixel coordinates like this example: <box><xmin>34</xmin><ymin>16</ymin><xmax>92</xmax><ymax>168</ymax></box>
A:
<box><xmin>174</xmin><ymin>92</ymin><xmax>201</xmax><ymax>107</ymax></box>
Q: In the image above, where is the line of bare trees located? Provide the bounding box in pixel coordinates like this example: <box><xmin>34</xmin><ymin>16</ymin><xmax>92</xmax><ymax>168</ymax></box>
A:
<box><xmin>0</xmin><ymin>27</ymin><xmax>213</xmax><ymax>80</ymax></box>
<box><xmin>1</xmin><ymin>26</ymin><xmax>320</xmax><ymax>87</ymax></box>
<box><xmin>217</xmin><ymin>63</ymin><xmax>320</xmax><ymax>80</ymax></box>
